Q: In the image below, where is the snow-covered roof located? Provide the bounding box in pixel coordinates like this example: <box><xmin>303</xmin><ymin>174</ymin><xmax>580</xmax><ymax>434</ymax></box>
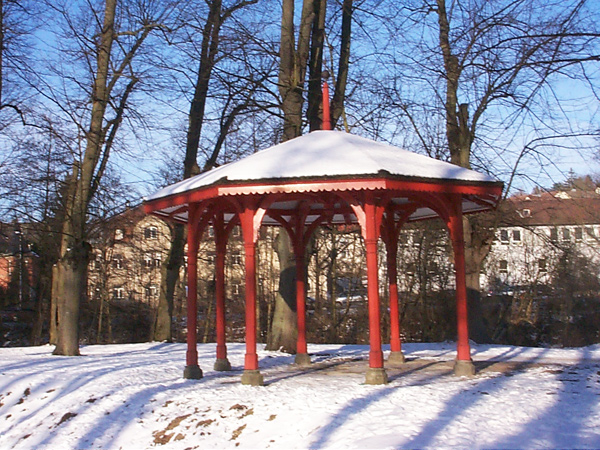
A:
<box><xmin>144</xmin><ymin>131</ymin><xmax>502</xmax><ymax>224</ymax></box>
<box><xmin>146</xmin><ymin>131</ymin><xmax>497</xmax><ymax>203</ymax></box>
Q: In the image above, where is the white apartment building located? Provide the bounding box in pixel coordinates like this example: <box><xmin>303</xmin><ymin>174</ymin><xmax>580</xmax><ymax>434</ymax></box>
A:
<box><xmin>484</xmin><ymin>190</ymin><xmax>600</xmax><ymax>291</ymax></box>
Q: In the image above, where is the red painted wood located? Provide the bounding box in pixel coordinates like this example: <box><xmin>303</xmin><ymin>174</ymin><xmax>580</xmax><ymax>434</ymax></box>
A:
<box><xmin>364</xmin><ymin>200</ymin><xmax>384</xmax><ymax>369</ymax></box>
<box><xmin>381</xmin><ymin>206</ymin><xmax>416</xmax><ymax>354</ymax></box>
<box><xmin>142</xmin><ymin>159</ymin><xmax>503</xmax><ymax>378</ymax></box>
<box><xmin>322</xmin><ymin>81</ymin><xmax>331</xmax><ymax>130</ymax></box>
<box><xmin>449</xmin><ymin>196</ymin><xmax>471</xmax><ymax>361</ymax></box>
<box><xmin>239</xmin><ymin>204</ymin><xmax>261</xmax><ymax>371</ymax></box>
<box><xmin>214</xmin><ymin>213</ymin><xmax>228</xmax><ymax>361</ymax></box>
<box><xmin>385</xmin><ymin>234</ymin><xmax>401</xmax><ymax>353</ymax></box>
<box><xmin>186</xmin><ymin>205</ymin><xmax>200</xmax><ymax>367</ymax></box>
<box><xmin>243</xmin><ymin>241</ymin><xmax>258</xmax><ymax>370</ymax></box>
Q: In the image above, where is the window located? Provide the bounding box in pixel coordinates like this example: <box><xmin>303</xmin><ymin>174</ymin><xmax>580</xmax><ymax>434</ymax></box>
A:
<box><xmin>575</xmin><ymin>227</ymin><xmax>583</xmax><ymax>241</ymax></box>
<box><xmin>550</xmin><ymin>228</ymin><xmax>558</xmax><ymax>242</ymax></box>
<box><xmin>406</xmin><ymin>263</ymin><xmax>416</xmax><ymax>276</ymax></box>
<box><xmin>113</xmin><ymin>288</ymin><xmax>124</xmax><ymax>299</ymax></box>
<box><xmin>144</xmin><ymin>253</ymin><xmax>161</xmax><ymax>268</ymax></box>
<box><xmin>522</xmin><ymin>209</ymin><xmax>531</xmax><ymax>218</ymax></box>
<box><xmin>112</xmin><ymin>255</ymin><xmax>123</xmax><ymax>270</ymax></box>
<box><xmin>144</xmin><ymin>226</ymin><xmax>158</xmax><ymax>240</ymax></box>
<box><xmin>231</xmin><ymin>253</ymin><xmax>242</xmax><ymax>265</ymax></box>
<box><xmin>114</xmin><ymin>229</ymin><xmax>124</xmax><ymax>240</ymax></box>
<box><xmin>399</xmin><ymin>232</ymin><xmax>408</xmax><ymax>247</ymax></box>
<box><xmin>208</xmin><ymin>226</ymin><xmax>214</xmax><ymax>237</ymax></box>
<box><xmin>145</xmin><ymin>285</ymin><xmax>158</xmax><ymax>299</ymax></box>
<box><xmin>562</xmin><ymin>228</ymin><xmax>571</xmax><ymax>241</ymax></box>
<box><xmin>538</xmin><ymin>259</ymin><xmax>547</xmax><ymax>273</ymax></box>
<box><xmin>144</xmin><ymin>253</ymin><xmax>153</xmax><ymax>268</ymax></box>
<box><xmin>499</xmin><ymin>260</ymin><xmax>508</xmax><ymax>273</ymax></box>
<box><xmin>206</xmin><ymin>252</ymin><xmax>216</xmax><ymax>264</ymax></box>
<box><xmin>340</xmin><ymin>248</ymin><xmax>352</xmax><ymax>259</ymax></box>
<box><xmin>93</xmin><ymin>254</ymin><xmax>102</xmax><ymax>271</ymax></box>
<box><xmin>586</xmin><ymin>227</ymin><xmax>595</xmax><ymax>238</ymax></box>
<box><xmin>512</xmin><ymin>230</ymin><xmax>521</xmax><ymax>242</ymax></box>
<box><xmin>500</xmin><ymin>229</ymin><xmax>509</xmax><ymax>243</ymax></box>
<box><xmin>232</xmin><ymin>283</ymin><xmax>241</xmax><ymax>295</ymax></box>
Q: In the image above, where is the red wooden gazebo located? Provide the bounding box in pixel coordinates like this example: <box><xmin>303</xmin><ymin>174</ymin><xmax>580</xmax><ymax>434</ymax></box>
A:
<box><xmin>143</xmin><ymin>130</ymin><xmax>503</xmax><ymax>386</ymax></box>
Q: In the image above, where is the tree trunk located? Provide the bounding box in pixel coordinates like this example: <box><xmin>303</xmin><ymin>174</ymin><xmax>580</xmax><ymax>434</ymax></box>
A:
<box><xmin>463</xmin><ymin>217</ymin><xmax>493</xmax><ymax>343</ymax></box>
<box><xmin>153</xmin><ymin>0</ymin><xmax>233</xmax><ymax>341</ymax></box>
<box><xmin>278</xmin><ymin>0</ymin><xmax>313</xmax><ymax>142</ymax></box>
<box><xmin>52</xmin><ymin>240</ymin><xmax>90</xmax><ymax>355</ymax></box>
<box><xmin>49</xmin><ymin>264</ymin><xmax>59</xmax><ymax>345</ymax></box>
<box><xmin>266</xmin><ymin>231</ymin><xmax>297</xmax><ymax>352</ymax></box>
<box><xmin>437</xmin><ymin>0</ymin><xmax>491</xmax><ymax>343</ymax></box>
<box><xmin>330</xmin><ymin>0</ymin><xmax>352</xmax><ymax>128</ymax></box>
<box><xmin>307</xmin><ymin>0</ymin><xmax>326</xmax><ymax>132</ymax></box>
<box><xmin>52</xmin><ymin>0</ymin><xmax>116</xmax><ymax>355</ymax></box>
<box><xmin>269</xmin><ymin>0</ymin><xmax>353</xmax><ymax>350</ymax></box>
<box><xmin>153</xmin><ymin>224</ymin><xmax>184</xmax><ymax>341</ymax></box>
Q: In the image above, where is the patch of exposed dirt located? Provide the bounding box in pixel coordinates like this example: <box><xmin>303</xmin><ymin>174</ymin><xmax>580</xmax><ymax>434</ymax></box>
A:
<box><xmin>153</xmin><ymin>414</ymin><xmax>191</xmax><ymax>445</ymax></box>
<box><xmin>197</xmin><ymin>419</ymin><xmax>215</xmax><ymax>428</ymax></box>
<box><xmin>16</xmin><ymin>388</ymin><xmax>30</xmax><ymax>405</ymax></box>
<box><xmin>56</xmin><ymin>412</ymin><xmax>77</xmax><ymax>427</ymax></box>
<box><xmin>231</xmin><ymin>424</ymin><xmax>246</xmax><ymax>441</ymax></box>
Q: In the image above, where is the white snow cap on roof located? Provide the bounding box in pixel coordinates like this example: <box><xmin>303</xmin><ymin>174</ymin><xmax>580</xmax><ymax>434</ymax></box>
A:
<box><xmin>146</xmin><ymin>131</ymin><xmax>497</xmax><ymax>201</ymax></box>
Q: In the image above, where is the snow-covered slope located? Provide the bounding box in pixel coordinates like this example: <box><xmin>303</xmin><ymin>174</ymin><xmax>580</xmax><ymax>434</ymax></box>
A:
<box><xmin>1</xmin><ymin>342</ymin><xmax>599</xmax><ymax>449</ymax></box>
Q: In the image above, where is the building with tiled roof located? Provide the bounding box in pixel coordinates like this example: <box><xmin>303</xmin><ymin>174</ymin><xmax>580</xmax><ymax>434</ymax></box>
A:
<box><xmin>484</xmin><ymin>189</ymin><xmax>600</xmax><ymax>291</ymax></box>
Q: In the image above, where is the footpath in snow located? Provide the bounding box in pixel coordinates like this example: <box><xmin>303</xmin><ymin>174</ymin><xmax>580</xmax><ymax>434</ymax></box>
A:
<box><xmin>1</xmin><ymin>342</ymin><xmax>599</xmax><ymax>449</ymax></box>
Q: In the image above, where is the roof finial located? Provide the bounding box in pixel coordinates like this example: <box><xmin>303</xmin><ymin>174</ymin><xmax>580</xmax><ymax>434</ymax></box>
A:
<box><xmin>321</xmin><ymin>70</ymin><xmax>331</xmax><ymax>131</ymax></box>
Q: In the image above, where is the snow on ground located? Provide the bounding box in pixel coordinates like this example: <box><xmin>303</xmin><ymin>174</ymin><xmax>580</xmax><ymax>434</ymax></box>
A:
<box><xmin>1</xmin><ymin>342</ymin><xmax>599</xmax><ymax>450</ymax></box>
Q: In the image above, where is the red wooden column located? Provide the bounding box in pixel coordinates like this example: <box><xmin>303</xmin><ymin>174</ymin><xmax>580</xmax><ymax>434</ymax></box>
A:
<box><xmin>381</xmin><ymin>208</ymin><xmax>413</xmax><ymax>365</ymax></box>
<box><xmin>383</xmin><ymin>229</ymin><xmax>405</xmax><ymax>365</ymax></box>
<box><xmin>448</xmin><ymin>194</ymin><xmax>475</xmax><ymax>376</ymax></box>
<box><xmin>238</xmin><ymin>200</ymin><xmax>265</xmax><ymax>386</ymax></box>
<box><xmin>213</xmin><ymin>213</ymin><xmax>231</xmax><ymax>371</ymax></box>
<box><xmin>184</xmin><ymin>204</ymin><xmax>203</xmax><ymax>379</ymax></box>
<box><xmin>363</xmin><ymin>199</ymin><xmax>388</xmax><ymax>385</ymax></box>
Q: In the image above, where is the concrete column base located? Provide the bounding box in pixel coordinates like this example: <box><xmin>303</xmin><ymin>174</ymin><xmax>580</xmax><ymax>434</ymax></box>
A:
<box><xmin>294</xmin><ymin>353</ymin><xmax>311</xmax><ymax>366</ymax></box>
<box><xmin>365</xmin><ymin>367</ymin><xmax>388</xmax><ymax>385</ymax></box>
<box><xmin>241</xmin><ymin>369</ymin><xmax>264</xmax><ymax>386</ymax></box>
<box><xmin>214</xmin><ymin>358</ymin><xmax>232</xmax><ymax>371</ymax></box>
<box><xmin>387</xmin><ymin>351</ymin><xmax>406</xmax><ymax>365</ymax></box>
<box><xmin>183</xmin><ymin>364</ymin><xmax>203</xmax><ymax>379</ymax></box>
<box><xmin>453</xmin><ymin>359</ymin><xmax>476</xmax><ymax>377</ymax></box>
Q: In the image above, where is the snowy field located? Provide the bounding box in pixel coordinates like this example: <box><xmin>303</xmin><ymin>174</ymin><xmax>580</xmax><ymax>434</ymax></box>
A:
<box><xmin>1</xmin><ymin>342</ymin><xmax>600</xmax><ymax>450</ymax></box>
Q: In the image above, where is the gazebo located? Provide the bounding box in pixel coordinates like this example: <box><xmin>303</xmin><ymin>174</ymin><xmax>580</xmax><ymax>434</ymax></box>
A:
<box><xmin>143</xmin><ymin>130</ymin><xmax>503</xmax><ymax>386</ymax></box>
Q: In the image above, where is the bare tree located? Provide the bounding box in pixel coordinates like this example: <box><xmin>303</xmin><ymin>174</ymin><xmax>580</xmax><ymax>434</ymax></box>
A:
<box><xmin>0</xmin><ymin>0</ymin><xmax>39</xmax><ymax>126</ymax></box>
<box><xmin>40</xmin><ymin>0</ymin><xmax>178</xmax><ymax>355</ymax></box>
<box><xmin>373</xmin><ymin>0</ymin><xmax>600</xmax><ymax>341</ymax></box>
<box><xmin>151</xmin><ymin>0</ymin><xmax>258</xmax><ymax>342</ymax></box>
<box><xmin>266</xmin><ymin>0</ymin><xmax>354</xmax><ymax>353</ymax></box>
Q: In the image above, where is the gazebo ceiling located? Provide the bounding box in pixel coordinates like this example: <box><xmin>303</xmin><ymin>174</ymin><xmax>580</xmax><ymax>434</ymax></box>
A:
<box><xmin>144</xmin><ymin>131</ymin><xmax>503</xmax><ymax>225</ymax></box>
